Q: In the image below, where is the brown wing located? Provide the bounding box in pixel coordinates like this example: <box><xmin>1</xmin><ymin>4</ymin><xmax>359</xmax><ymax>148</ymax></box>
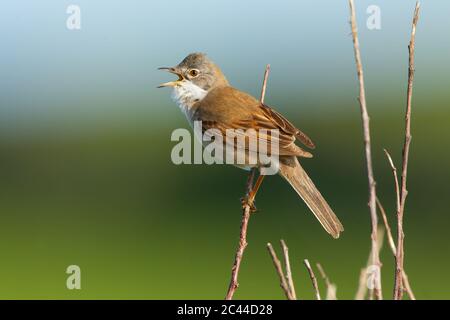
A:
<box><xmin>260</xmin><ymin>104</ymin><xmax>315</xmax><ymax>149</ymax></box>
<box><xmin>194</xmin><ymin>86</ymin><xmax>314</xmax><ymax>158</ymax></box>
<box><xmin>201</xmin><ymin>119</ymin><xmax>312</xmax><ymax>158</ymax></box>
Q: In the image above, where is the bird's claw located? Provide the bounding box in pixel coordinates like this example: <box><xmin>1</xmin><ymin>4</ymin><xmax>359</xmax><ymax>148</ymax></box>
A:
<box><xmin>240</xmin><ymin>196</ymin><xmax>257</xmax><ymax>213</ymax></box>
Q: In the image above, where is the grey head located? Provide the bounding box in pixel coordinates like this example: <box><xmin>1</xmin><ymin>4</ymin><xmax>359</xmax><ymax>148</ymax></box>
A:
<box><xmin>158</xmin><ymin>53</ymin><xmax>229</xmax><ymax>91</ymax></box>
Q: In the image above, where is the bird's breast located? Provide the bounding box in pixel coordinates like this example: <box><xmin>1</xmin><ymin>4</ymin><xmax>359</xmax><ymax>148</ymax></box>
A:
<box><xmin>171</xmin><ymin>82</ymin><xmax>207</xmax><ymax>123</ymax></box>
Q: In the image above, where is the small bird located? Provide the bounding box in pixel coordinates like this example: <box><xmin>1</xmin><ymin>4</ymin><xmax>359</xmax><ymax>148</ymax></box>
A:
<box><xmin>158</xmin><ymin>53</ymin><xmax>344</xmax><ymax>238</ymax></box>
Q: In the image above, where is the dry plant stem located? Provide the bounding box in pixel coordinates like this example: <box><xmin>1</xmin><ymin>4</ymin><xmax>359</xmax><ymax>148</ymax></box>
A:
<box><xmin>316</xmin><ymin>263</ymin><xmax>337</xmax><ymax>300</ymax></box>
<box><xmin>349</xmin><ymin>0</ymin><xmax>382</xmax><ymax>300</ymax></box>
<box><xmin>402</xmin><ymin>272</ymin><xmax>416</xmax><ymax>301</ymax></box>
<box><xmin>267</xmin><ymin>243</ymin><xmax>295</xmax><ymax>300</ymax></box>
<box><xmin>316</xmin><ymin>263</ymin><xmax>330</xmax><ymax>287</ymax></box>
<box><xmin>383</xmin><ymin>150</ymin><xmax>401</xmax><ymax>213</ymax></box>
<box><xmin>376</xmin><ymin>197</ymin><xmax>396</xmax><ymax>254</ymax></box>
<box><xmin>394</xmin><ymin>2</ymin><xmax>420</xmax><ymax>301</ymax></box>
<box><xmin>225</xmin><ymin>196</ymin><xmax>252</xmax><ymax>300</ymax></box>
<box><xmin>225</xmin><ymin>65</ymin><xmax>270</xmax><ymax>300</ymax></box>
<box><xmin>304</xmin><ymin>260</ymin><xmax>321</xmax><ymax>300</ymax></box>
<box><xmin>260</xmin><ymin>64</ymin><xmax>271</xmax><ymax>103</ymax></box>
<box><xmin>354</xmin><ymin>226</ymin><xmax>385</xmax><ymax>300</ymax></box>
<box><xmin>376</xmin><ymin>198</ymin><xmax>416</xmax><ymax>300</ymax></box>
<box><xmin>355</xmin><ymin>268</ymin><xmax>368</xmax><ymax>300</ymax></box>
<box><xmin>280</xmin><ymin>240</ymin><xmax>297</xmax><ymax>299</ymax></box>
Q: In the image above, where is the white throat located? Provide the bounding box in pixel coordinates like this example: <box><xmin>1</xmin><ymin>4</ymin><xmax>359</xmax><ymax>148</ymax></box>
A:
<box><xmin>171</xmin><ymin>81</ymin><xmax>207</xmax><ymax>119</ymax></box>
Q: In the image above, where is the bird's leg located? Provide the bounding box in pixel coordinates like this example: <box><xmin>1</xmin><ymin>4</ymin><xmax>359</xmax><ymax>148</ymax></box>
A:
<box><xmin>241</xmin><ymin>172</ymin><xmax>265</xmax><ymax>213</ymax></box>
<box><xmin>241</xmin><ymin>169</ymin><xmax>256</xmax><ymax>210</ymax></box>
<box><xmin>246</xmin><ymin>168</ymin><xmax>257</xmax><ymax>193</ymax></box>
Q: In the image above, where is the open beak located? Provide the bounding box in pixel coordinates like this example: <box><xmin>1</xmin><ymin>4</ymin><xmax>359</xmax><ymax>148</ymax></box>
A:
<box><xmin>157</xmin><ymin>67</ymin><xmax>184</xmax><ymax>88</ymax></box>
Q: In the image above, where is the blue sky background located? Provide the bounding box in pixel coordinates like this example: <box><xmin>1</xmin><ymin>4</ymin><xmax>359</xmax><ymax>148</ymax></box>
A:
<box><xmin>1</xmin><ymin>0</ymin><xmax>449</xmax><ymax>133</ymax></box>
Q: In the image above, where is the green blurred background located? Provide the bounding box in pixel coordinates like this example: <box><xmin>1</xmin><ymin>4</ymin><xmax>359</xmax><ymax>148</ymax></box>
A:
<box><xmin>1</xmin><ymin>0</ymin><xmax>449</xmax><ymax>299</ymax></box>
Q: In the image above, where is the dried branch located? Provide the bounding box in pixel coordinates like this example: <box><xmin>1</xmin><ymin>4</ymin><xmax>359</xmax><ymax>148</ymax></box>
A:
<box><xmin>225</xmin><ymin>194</ymin><xmax>252</xmax><ymax>300</ymax></box>
<box><xmin>383</xmin><ymin>149</ymin><xmax>401</xmax><ymax>213</ymax></box>
<box><xmin>325</xmin><ymin>283</ymin><xmax>337</xmax><ymax>301</ymax></box>
<box><xmin>225</xmin><ymin>65</ymin><xmax>271</xmax><ymax>300</ymax></box>
<box><xmin>376</xmin><ymin>198</ymin><xmax>416</xmax><ymax>299</ymax></box>
<box><xmin>316</xmin><ymin>263</ymin><xmax>337</xmax><ymax>300</ymax></box>
<box><xmin>260</xmin><ymin>64</ymin><xmax>271</xmax><ymax>103</ymax></box>
<box><xmin>376</xmin><ymin>197</ymin><xmax>397</xmax><ymax>255</ymax></box>
<box><xmin>267</xmin><ymin>243</ymin><xmax>295</xmax><ymax>300</ymax></box>
<box><xmin>355</xmin><ymin>268</ymin><xmax>368</xmax><ymax>300</ymax></box>
<box><xmin>394</xmin><ymin>1</ymin><xmax>420</xmax><ymax>301</ymax></box>
<box><xmin>303</xmin><ymin>259</ymin><xmax>321</xmax><ymax>300</ymax></box>
<box><xmin>354</xmin><ymin>226</ymin><xmax>385</xmax><ymax>300</ymax></box>
<box><xmin>280</xmin><ymin>240</ymin><xmax>297</xmax><ymax>299</ymax></box>
<box><xmin>348</xmin><ymin>0</ymin><xmax>382</xmax><ymax>299</ymax></box>
<box><xmin>402</xmin><ymin>271</ymin><xmax>416</xmax><ymax>301</ymax></box>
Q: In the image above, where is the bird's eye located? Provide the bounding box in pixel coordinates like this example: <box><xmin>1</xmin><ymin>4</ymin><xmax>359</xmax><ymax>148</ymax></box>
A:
<box><xmin>189</xmin><ymin>69</ymin><xmax>199</xmax><ymax>77</ymax></box>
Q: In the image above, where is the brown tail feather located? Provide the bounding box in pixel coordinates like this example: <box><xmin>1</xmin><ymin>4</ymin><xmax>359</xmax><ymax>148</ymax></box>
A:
<box><xmin>278</xmin><ymin>157</ymin><xmax>344</xmax><ymax>239</ymax></box>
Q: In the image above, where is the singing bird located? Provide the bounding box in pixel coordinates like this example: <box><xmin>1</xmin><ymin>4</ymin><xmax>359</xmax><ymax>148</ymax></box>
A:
<box><xmin>158</xmin><ymin>53</ymin><xmax>344</xmax><ymax>238</ymax></box>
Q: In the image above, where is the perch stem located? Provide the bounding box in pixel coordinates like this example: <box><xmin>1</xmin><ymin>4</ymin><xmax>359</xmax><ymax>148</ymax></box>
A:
<box><xmin>225</xmin><ymin>64</ymin><xmax>270</xmax><ymax>300</ymax></box>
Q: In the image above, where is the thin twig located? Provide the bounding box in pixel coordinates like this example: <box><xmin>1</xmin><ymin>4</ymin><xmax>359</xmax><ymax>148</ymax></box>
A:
<box><xmin>303</xmin><ymin>259</ymin><xmax>321</xmax><ymax>300</ymax></box>
<box><xmin>260</xmin><ymin>64</ymin><xmax>270</xmax><ymax>103</ymax></box>
<box><xmin>267</xmin><ymin>243</ymin><xmax>295</xmax><ymax>300</ymax></box>
<box><xmin>316</xmin><ymin>263</ymin><xmax>337</xmax><ymax>300</ymax></box>
<box><xmin>280</xmin><ymin>240</ymin><xmax>297</xmax><ymax>299</ymax></box>
<box><xmin>376</xmin><ymin>197</ymin><xmax>397</xmax><ymax>255</ymax></box>
<box><xmin>376</xmin><ymin>198</ymin><xmax>416</xmax><ymax>299</ymax></box>
<box><xmin>225</xmin><ymin>65</ymin><xmax>271</xmax><ymax>300</ymax></box>
<box><xmin>348</xmin><ymin>0</ymin><xmax>382</xmax><ymax>299</ymax></box>
<box><xmin>326</xmin><ymin>284</ymin><xmax>337</xmax><ymax>300</ymax></box>
<box><xmin>402</xmin><ymin>272</ymin><xmax>416</xmax><ymax>300</ymax></box>
<box><xmin>383</xmin><ymin>149</ymin><xmax>401</xmax><ymax>213</ymax></box>
<box><xmin>225</xmin><ymin>197</ymin><xmax>252</xmax><ymax>300</ymax></box>
<box><xmin>355</xmin><ymin>268</ymin><xmax>368</xmax><ymax>300</ymax></box>
<box><xmin>394</xmin><ymin>1</ymin><xmax>420</xmax><ymax>301</ymax></box>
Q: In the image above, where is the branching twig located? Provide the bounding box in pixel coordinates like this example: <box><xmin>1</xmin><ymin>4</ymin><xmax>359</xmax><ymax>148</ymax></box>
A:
<box><xmin>280</xmin><ymin>240</ymin><xmax>297</xmax><ymax>299</ymax></box>
<box><xmin>394</xmin><ymin>1</ymin><xmax>420</xmax><ymax>300</ymax></box>
<box><xmin>376</xmin><ymin>198</ymin><xmax>416</xmax><ymax>299</ymax></box>
<box><xmin>384</xmin><ymin>149</ymin><xmax>401</xmax><ymax>213</ymax></box>
<box><xmin>303</xmin><ymin>260</ymin><xmax>321</xmax><ymax>300</ymax></box>
<box><xmin>225</xmin><ymin>64</ymin><xmax>271</xmax><ymax>300</ymax></box>
<box><xmin>316</xmin><ymin>263</ymin><xmax>337</xmax><ymax>300</ymax></box>
<box><xmin>348</xmin><ymin>0</ymin><xmax>382</xmax><ymax>299</ymax></box>
<box><xmin>267</xmin><ymin>243</ymin><xmax>295</xmax><ymax>300</ymax></box>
